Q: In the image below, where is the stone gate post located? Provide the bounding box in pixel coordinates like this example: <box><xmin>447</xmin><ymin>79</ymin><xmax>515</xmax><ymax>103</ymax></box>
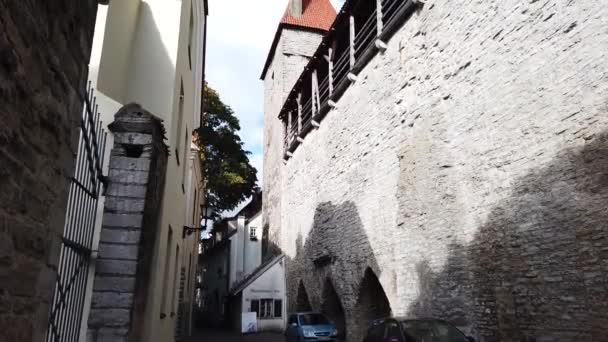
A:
<box><xmin>87</xmin><ymin>103</ymin><xmax>168</xmax><ymax>342</ymax></box>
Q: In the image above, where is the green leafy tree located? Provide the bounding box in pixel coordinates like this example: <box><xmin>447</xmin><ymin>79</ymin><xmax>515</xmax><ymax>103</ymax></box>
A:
<box><xmin>195</xmin><ymin>84</ymin><xmax>258</xmax><ymax>217</ymax></box>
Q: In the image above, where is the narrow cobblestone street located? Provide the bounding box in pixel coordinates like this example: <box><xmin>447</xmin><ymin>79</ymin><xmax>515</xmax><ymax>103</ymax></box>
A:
<box><xmin>184</xmin><ymin>330</ymin><xmax>285</xmax><ymax>342</ymax></box>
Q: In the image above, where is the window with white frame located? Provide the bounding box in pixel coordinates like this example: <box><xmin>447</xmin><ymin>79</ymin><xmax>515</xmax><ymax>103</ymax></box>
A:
<box><xmin>260</xmin><ymin>299</ymin><xmax>273</xmax><ymax>319</ymax></box>
<box><xmin>249</xmin><ymin>226</ymin><xmax>257</xmax><ymax>241</ymax></box>
<box><xmin>250</xmin><ymin>298</ymin><xmax>282</xmax><ymax>319</ymax></box>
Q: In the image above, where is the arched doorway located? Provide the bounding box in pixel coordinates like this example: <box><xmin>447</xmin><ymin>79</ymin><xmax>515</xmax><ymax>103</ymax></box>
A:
<box><xmin>321</xmin><ymin>279</ymin><xmax>346</xmax><ymax>341</ymax></box>
<box><xmin>352</xmin><ymin>268</ymin><xmax>392</xmax><ymax>341</ymax></box>
<box><xmin>296</xmin><ymin>280</ymin><xmax>313</xmax><ymax>311</ymax></box>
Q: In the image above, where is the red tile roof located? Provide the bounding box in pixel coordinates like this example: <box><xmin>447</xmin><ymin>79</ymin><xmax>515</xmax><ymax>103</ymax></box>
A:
<box><xmin>280</xmin><ymin>0</ymin><xmax>337</xmax><ymax>32</ymax></box>
<box><xmin>260</xmin><ymin>0</ymin><xmax>337</xmax><ymax>79</ymax></box>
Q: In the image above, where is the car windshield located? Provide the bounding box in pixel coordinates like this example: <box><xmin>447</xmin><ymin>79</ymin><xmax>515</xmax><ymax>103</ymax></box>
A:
<box><xmin>299</xmin><ymin>313</ymin><xmax>330</xmax><ymax>325</ymax></box>
<box><xmin>400</xmin><ymin>320</ymin><xmax>467</xmax><ymax>342</ymax></box>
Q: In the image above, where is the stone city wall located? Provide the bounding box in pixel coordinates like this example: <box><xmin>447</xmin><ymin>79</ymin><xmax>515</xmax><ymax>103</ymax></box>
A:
<box><xmin>263</xmin><ymin>28</ymin><xmax>324</xmax><ymax>259</ymax></box>
<box><xmin>276</xmin><ymin>1</ymin><xmax>608</xmax><ymax>341</ymax></box>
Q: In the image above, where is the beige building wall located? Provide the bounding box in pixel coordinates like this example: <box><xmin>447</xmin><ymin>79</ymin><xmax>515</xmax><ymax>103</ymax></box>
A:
<box><xmin>81</xmin><ymin>0</ymin><xmax>207</xmax><ymax>341</ymax></box>
<box><xmin>182</xmin><ymin>143</ymin><xmax>204</xmax><ymax>337</ymax></box>
<box><xmin>141</xmin><ymin>0</ymin><xmax>206</xmax><ymax>340</ymax></box>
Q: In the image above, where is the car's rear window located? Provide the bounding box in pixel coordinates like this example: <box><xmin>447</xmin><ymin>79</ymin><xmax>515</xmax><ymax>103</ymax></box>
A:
<box><xmin>299</xmin><ymin>313</ymin><xmax>330</xmax><ymax>325</ymax></box>
<box><xmin>400</xmin><ymin>320</ymin><xmax>467</xmax><ymax>342</ymax></box>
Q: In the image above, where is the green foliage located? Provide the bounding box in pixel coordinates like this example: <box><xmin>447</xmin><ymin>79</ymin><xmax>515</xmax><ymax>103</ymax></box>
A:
<box><xmin>195</xmin><ymin>84</ymin><xmax>258</xmax><ymax>216</ymax></box>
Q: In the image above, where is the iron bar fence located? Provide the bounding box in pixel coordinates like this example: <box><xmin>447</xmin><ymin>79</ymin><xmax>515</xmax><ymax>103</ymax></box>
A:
<box><xmin>46</xmin><ymin>82</ymin><xmax>108</xmax><ymax>342</ymax></box>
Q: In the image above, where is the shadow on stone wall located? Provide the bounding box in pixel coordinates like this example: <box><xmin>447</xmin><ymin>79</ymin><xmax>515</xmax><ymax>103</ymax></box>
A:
<box><xmin>285</xmin><ymin>201</ymin><xmax>392</xmax><ymax>342</ymax></box>
<box><xmin>404</xmin><ymin>132</ymin><xmax>608</xmax><ymax>341</ymax></box>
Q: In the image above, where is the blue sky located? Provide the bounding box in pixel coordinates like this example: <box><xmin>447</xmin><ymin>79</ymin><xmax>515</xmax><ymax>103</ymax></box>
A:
<box><xmin>206</xmin><ymin>0</ymin><xmax>345</xmax><ymax>188</ymax></box>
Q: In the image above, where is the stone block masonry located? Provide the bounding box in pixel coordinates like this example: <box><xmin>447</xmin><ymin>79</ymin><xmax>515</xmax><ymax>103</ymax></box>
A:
<box><xmin>0</xmin><ymin>1</ymin><xmax>97</xmax><ymax>341</ymax></box>
<box><xmin>263</xmin><ymin>28</ymin><xmax>324</xmax><ymax>260</ymax></box>
<box><xmin>88</xmin><ymin>104</ymin><xmax>168</xmax><ymax>342</ymax></box>
<box><xmin>271</xmin><ymin>1</ymin><xmax>608</xmax><ymax>341</ymax></box>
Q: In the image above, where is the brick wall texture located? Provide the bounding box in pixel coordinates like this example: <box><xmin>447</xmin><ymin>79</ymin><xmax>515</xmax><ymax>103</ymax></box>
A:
<box><xmin>0</xmin><ymin>1</ymin><xmax>97</xmax><ymax>341</ymax></box>
<box><xmin>264</xmin><ymin>1</ymin><xmax>608</xmax><ymax>341</ymax></box>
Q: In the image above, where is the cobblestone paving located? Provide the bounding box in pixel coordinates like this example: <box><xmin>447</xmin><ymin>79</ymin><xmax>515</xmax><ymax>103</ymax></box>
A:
<box><xmin>184</xmin><ymin>330</ymin><xmax>286</xmax><ymax>342</ymax></box>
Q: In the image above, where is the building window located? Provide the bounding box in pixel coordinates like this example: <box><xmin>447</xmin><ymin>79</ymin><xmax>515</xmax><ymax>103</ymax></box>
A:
<box><xmin>187</xmin><ymin>255</ymin><xmax>192</xmax><ymax>295</ymax></box>
<box><xmin>249</xmin><ymin>227</ymin><xmax>257</xmax><ymax>241</ymax></box>
<box><xmin>250</xmin><ymin>299</ymin><xmax>282</xmax><ymax>319</ymax></box>
<box><xmin>175</xmin><ymin>79</ymin><xmax>185</xmax><ymax>165</ymax></box>
<box><xmin>251</xmin><ymin>299</ymin><xmax>259</xmax><ymax>317</ymax></box>
<box><xmin>182</xmin><ymin>128</ymin><xmax>189</xmax><ymax>194</ymax></box>
<box><xmin>188</xmin><ymin>2</ymin><xmax>194</xmax><ymax>70</ymax></box>
<box><xmin>171</xmin><ymin>245</ymin><xmax>180</xmax><ymax>315</ymax></box>
<box><xmin>192</xmin><ymin>189</ymin><xmax>198</xmax><ymax>224</ymax></box>
<box><xmin>274</xmin><ymin>299</ymin><xmax>282</xmax><ymax>318</ymax></box>
<box><xmin>161</xmin><ymin>227</ymin><xmax>174</xmax><ymax>317</ymax></box>
<box><xmin>260</xmin><ymin>299</ymin><xmax>273</xmax><ymax>319</ymax></box>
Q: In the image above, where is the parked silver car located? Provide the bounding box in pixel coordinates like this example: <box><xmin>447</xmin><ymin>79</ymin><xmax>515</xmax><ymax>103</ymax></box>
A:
<box><xmin>285</xmin><ymin>312</ymin><xmax>339</xmax><ymax>342</ymax></box>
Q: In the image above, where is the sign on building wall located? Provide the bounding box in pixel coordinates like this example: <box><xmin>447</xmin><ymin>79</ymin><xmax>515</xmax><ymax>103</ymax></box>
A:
<box><xmin>242</xmin><ymin>312</ymin><xmax>258</xmax><ymax>334</ymax></box>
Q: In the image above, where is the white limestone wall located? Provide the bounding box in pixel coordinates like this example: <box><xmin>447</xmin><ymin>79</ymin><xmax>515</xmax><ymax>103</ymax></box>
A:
<box><xmin>263</xmin><ymin>28</ymin><xmax>324</xmax><ymax>256</ymax></box>
<box><xmin>241</xmin><ymin>259</ymin><xmax>287</xmax><ymax>332</ymax></box>
<box><xmin>275</xmin><ymin>1</ymin><xmax>608</xmax><ymax>341</ymax></box>
<box><xmin>244</xmin><ymin>213</ymin><xmax>263</xmax><ymax>276</ymax></box>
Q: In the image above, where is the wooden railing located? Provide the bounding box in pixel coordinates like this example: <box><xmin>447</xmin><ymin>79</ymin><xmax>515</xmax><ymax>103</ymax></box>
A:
<box><xmin>281</xmin><ymin>0</ymin><xmax>419</xmax><ymax>159</ymax></box>
<box><xmin>355</xmin><ymin>9</ymin><xmax>378</xmax><ymax>60</ymax></box>
<box><xmin>301</xmin><ymin>98</ymin><xmax>313</xmax><ymax>132</ymax></box>
<box><xmin>333</xmin><ymin>49</ymin><xmax>350</xmax><ymax>92</ymax></box>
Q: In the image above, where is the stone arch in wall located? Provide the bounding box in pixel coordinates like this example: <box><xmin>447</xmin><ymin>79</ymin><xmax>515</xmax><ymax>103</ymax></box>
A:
<box><xmin>296</xmin><ymin>280</ymin><xmax>313</xmax><ymax>311</ymax></box>
<box><xmin>352</xmin><ymin>268</ymin><xmax>392</xmax><ymax>341</ymax></box>
<box><xmin>321</xmin><ymin>278</ymin><xmax>347</xmax><ymax>340</ymax></box>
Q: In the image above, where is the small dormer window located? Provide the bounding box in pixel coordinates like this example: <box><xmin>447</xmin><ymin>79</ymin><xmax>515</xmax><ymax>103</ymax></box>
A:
<box><xmin>250</xmin><ymin>227</ymin><xmax>258</xmax><ymax>241</ymax></box>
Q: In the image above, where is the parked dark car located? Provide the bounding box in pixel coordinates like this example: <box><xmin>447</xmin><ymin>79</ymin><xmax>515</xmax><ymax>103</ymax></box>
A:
<box><xmin>285</xmin><ymin>312</ymin><xmax>339</xmax><ymax>342</ymax></box>
<box><xmin>363</xmin><ymin>318</ymin><xmax>475</xmax><ymax>342</ymax></box>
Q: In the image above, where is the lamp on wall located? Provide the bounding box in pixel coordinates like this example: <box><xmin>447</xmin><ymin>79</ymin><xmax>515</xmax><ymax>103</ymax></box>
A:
<box><xmin>183</xmin><ymin>205</ymin><xmax>214</xmax><ymax>238</ymax></box>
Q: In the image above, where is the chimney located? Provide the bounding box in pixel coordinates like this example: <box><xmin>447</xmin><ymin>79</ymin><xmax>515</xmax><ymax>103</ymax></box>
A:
<box><xmin>290</xmin><ymin>0</ymin><xmax>303</xmax><ymax>17</ymax></box>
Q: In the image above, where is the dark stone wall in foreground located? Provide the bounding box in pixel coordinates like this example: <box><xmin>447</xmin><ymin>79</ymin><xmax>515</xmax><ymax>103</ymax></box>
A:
<box><xmin>0</xmin><ymin>1</ymin><xmax>97</xmax><ymax>341</ymax></box>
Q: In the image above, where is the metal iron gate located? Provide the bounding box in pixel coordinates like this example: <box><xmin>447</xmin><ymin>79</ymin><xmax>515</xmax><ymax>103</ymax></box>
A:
<box><xmin>46</xmin><ymin>82</ymin><xmax>108</xmax><ymax>342</ymax></box>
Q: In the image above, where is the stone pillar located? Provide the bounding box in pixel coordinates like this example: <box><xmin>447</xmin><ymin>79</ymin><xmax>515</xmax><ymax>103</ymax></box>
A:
<box><xmin>87</xmin><ymin>103</ymin><xmax>168</xmax><ymax>342</ymax></box>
